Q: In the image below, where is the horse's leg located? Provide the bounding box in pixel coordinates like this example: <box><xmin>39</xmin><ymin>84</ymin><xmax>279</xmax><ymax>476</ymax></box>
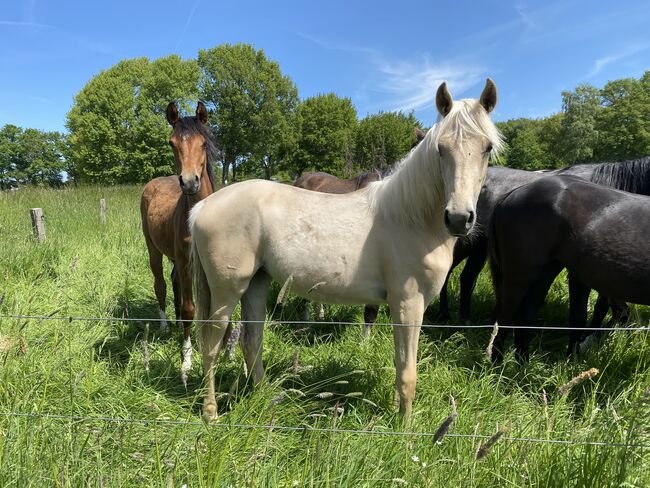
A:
<box><xmin>389</xmin><ymin>294</ymin><xmax>424</xmax><ymax>419</ymax></box>
<box><xmin>171</xmin><ymin>264</ymin><xmax>181</xmax><ymax>324</ymax></box>
<box><xmin>147</xmin><ymin>245</ymin><xmax>169</xmax><ymax>334</ymax></box>
<box><xmin>201</xmin><ymin>299</ymin><xmax>237</xmax><ymax>421</ymax></box>
<box><xmin>590</xmin><ymin>292</ymin><xmax>610</xmax><ymax>328</ymax></box>
<box><xmin>363</xmin><ymin>304</ymin><xmax>379</xmax><ymax>338</ymax></box>
<box><xmin>437</xmin><ymin>271</ymin><xmax>452</xmax><ymax>322</ymax></box>
<box><xmin>567</xmin><ymin>274</ymin><xmax>590</xmax><ymax>358</ymax></box>
<box><xmin>177</xmin><ymin>256</ymin><xmax>195</xmax><ymax>385</ymax></box>
<box><xmin>513</xmin><ymin>265</ymin><xmax>562</xmax><ymax>362</ymax></box>
<box><xmin>458</xmin><ymin>240</ymin><xmax>488</xmax><ymax>323</ymax></box>
<box><xmin>240</xmin><ymin>269</ymin><xmax>271</xmax><ymax>384</ymax></box>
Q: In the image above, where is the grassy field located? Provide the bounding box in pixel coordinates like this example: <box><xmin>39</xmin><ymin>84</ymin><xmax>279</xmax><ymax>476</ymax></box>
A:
<box><xmin>1</xmin><ymin>184</ymin><xmax>649</xmax><ymax>487</ymax></box>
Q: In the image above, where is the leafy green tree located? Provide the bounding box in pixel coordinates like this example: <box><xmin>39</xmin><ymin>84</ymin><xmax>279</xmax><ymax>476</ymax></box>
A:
<box><xmin>594</xmin><ymin>72</ymin><xmax>650</xmax><ymax>161</ymax></box>
<box><xmin>66</xmin><ymin>55</ymin><xmax>200</xmax><ymax>184</ymax></box>
<box><xmin>558</xmin><ymin>84</ymin><xmax>601</xmax><ymax>164</ymax></box>
<box><xmin>497</xmin><ymin>114</ymin><xmax>566</xmax><ymax>170</ymax></box>
<box><xmin>0</xmin><ymin>124</ymin><xmax>66</xmax><ymax>188</ymax></box>
<box><xmin>354</xmin><ymin>111</ymin><xmax>422</xmax><ymax>171</ymax></box>
<box><xmin>291</xmin><ymin>93</ymin><xmax>357</xmax><ymax>177</ymax></box>
<box><xmin>198</xmin><ymin>43</ymin><xmax>299</xmax><ymax>183</ymax></box>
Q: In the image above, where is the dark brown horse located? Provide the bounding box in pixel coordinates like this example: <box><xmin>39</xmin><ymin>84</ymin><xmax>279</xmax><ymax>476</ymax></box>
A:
<box><xmin>490</xmin><ymin>174</ymin><xmax>650</xmax><ymax>362</ymax></box>
<box><xmin>140</xmin><ymin>101</ymin><xmax>218</xmax><ymax>384</ymax></box>
<box><xmin>293</xmin><ymin>127</ymin><xmax>426</xmax><ymax>333</ymax></box>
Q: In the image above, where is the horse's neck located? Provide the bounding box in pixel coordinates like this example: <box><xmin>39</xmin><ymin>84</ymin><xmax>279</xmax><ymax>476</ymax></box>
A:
<box><xmin>374</xmin><ymin>136</ymin><xmax>444</xmax><ymax>229</ymax></box>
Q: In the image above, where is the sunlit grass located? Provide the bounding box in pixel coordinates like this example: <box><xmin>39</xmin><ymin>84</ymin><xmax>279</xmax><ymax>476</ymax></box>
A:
<box><xmin>0</xmin><ymin>185</ymin><xmax>649</xmax><ymax>486</ymax></box>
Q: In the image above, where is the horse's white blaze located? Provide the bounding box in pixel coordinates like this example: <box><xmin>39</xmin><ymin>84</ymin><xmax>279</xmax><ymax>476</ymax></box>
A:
<box><xmin>190</xmin><ymin>83</ymin><xmax>503</xmax><ymax>420</ymax></box>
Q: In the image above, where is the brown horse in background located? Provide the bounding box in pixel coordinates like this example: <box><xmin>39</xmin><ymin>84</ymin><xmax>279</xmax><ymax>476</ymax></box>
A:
<box><xmin>293</xmin><ymin>127</ymin><xmax>426</xmax><ymax>334</ymax></box>
<box><xmin>140</xmin><ymin>101</ymin><xmax>218</xmax><ymax>385</ymax></box>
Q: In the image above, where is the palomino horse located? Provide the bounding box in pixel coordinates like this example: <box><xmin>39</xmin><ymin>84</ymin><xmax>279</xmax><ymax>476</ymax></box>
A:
<box><xmin>490</xmin><ymin>175</ymin><xmax>650</xmax><ymax>361</ymax></box>
<box><xmin>293</xmin><ymin>128</ymin><xmax>427</xmax><ymax>331</ymax></box>
<box><xmin>189</xmin><ymin>79</ymin><xmax>503</xmax><ymax>420</ymax></box>
<box><xmin>140</xmin><ymin>101</ymin><xmax>217</xmax><ymax>384</ymax></box>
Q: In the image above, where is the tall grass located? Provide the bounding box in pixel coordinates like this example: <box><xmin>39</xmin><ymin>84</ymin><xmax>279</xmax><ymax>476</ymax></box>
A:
<box><xmin>1</xmin><ymin>185</ymin><xmax>649</xmax><ymax>486</ymax></box>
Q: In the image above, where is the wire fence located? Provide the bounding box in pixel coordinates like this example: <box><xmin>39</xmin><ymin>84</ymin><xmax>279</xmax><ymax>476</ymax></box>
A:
<box><xmin>1</xmin><ymin>312</ymin><xmax>650</xmax><ymax>451</ymax></box>
<box><xmin>2</xmin><ymin>313</ymin><xmax>649</xmax><ymax>332</ymax></box>
<box><xmin>1</xmin><ymin>411</ymin><xmax>649</xmax><ymax>449</ymax></box>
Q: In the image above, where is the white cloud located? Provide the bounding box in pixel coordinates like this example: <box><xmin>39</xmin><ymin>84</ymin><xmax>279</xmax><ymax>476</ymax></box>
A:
<box><xmin>587</xmin><ymin>43</ymin><xmax>650</xmax><ymax>78</ymax></box>
<box><xmin>372</xmin><ymin>56</ymin><xmax>486</xmax><ymax>113</ymax></box>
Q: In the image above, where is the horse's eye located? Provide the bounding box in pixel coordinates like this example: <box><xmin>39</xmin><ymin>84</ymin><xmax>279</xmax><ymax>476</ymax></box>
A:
<box><xmin>485</xmin><ymin>144</ymin><xmax>493</xmax><ymax>154</ymax></box>
<box><xmin>169</xmin><ymin>141</ymin><xmax>175</xmax><ymax>148</ymax></box>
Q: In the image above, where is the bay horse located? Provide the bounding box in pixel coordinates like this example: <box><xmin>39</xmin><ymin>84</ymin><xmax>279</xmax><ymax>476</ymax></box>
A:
<box><xmin>140</xmin><ymin>101</ymin><xmax>217</xmax><ymax>384</ymax></box>
<box><xmin>293</xmin><ymin>128</ymin><xmax>427</xmax><ymax>331</ymax></box>
<box><xmin>489</xmin><ymin>174</ymin><xmax>650</xmax><ymax>361</ymax></box>
<box><xmin>189</xmin><ymin>79</ymin><xmax>503</xmax><ymax>420</ymax></box>
<box><xmin>437</xmin><ymin>156</ymin><xmax>650</xmax><ymax>323</ymax></box>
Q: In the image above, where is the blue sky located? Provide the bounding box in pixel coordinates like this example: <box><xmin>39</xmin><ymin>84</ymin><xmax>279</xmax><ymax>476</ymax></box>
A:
<box><xmin>1</xmin><ymin>0</ymin><xmax>649</xmax><ymax>133</ymax></box>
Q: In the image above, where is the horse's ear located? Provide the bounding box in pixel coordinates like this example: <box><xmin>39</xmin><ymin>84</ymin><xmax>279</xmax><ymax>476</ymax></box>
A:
<box><xmin>479</xmin><ymin>78</ymin><xmax>498</xmax><ymax>114</ymax></box>
<box><xmin>166</xmin><ymin>102</ymin><xmax>179</xmax><ymax>125</ymax></box>
<box><xmin>436</xmin><ymin>82</ymin><xmax>453</xmax><ymax>117</ymax></box>
<box><xmin>196</xmin><ymin>101</ymin><xmax>208</xmax><ymax>124</ymax></box>
<box><xmin>414</xmin><ymin>127</ymin><xmax>426</xmax><ymax>143</ymax></box>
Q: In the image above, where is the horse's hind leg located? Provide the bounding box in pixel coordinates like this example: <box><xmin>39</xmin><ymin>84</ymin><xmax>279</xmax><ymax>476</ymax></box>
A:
<box><xmin>201</xmin><ymin>298</ymin><xmax>237</xmax><ymax>421</ymax></box>
<box><xmin>147</xmin><ymin>245</ymin><xmax>169</xmax><ymax>333</ymax></box>
<box><xmin>240</xmin><ymin>269</ymin><xmax>272</xmax><ymax>384</ymax></box>
<box><xmin>567</xmin><ymin>274</ymin><xmax>590</xmax><ymax>358</ymax></box>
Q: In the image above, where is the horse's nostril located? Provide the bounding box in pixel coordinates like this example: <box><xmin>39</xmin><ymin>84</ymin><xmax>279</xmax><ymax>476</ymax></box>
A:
<box><xmin>468</xmin><ymin>211</ymin><xmax>475</xmax><ymax>226</ymax></box>
<box><xmin>178</xmin><ymin>175</ymin><xmax>184</xmax><ymax>187</ymax></box>
<box><xmin>444</xmin><ymin>209</ymin><xmax>450</xmax><ymax>227</ymax></box>
<box><xmin>195</xmin><ymin>175</ymin><xmax>199</xmax><ymax>182</ymax></box>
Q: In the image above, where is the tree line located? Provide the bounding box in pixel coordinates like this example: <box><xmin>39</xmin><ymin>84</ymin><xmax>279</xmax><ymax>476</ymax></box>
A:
<box><xmin>1</xmin><ymin>43</ymin><xmax>649</xmax><ymax>188</ymax></box>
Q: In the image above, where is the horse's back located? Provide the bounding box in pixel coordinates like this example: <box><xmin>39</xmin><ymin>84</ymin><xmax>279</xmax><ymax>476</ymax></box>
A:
<box><xmin>494</xmin><ymin>175</ymin><xmax>650</xmax><ymax>303</ymax></box>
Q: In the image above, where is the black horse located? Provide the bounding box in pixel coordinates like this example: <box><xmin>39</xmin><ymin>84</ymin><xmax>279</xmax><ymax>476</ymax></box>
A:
<box><xmin>489</xmin><ymin>174</ymin><xmax>650</xmax><ymax>361</ymax></box>
<box><xmin>438</xmin><ymin>156</ymin><xmax>650</xmax><ymax>323</ymax></box>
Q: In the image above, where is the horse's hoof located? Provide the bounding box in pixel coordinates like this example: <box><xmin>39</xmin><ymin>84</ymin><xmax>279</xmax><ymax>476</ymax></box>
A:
<box><xmin>202</xmin><ymin>403</ymin><xmax>218</xmax><ymax>422</ymax></box>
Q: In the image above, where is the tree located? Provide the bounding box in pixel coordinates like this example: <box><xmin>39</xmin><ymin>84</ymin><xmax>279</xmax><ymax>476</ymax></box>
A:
<box><xmin>198</xmin><ymin>43</ymin><xmax>299</xmax><ymax>183</ymax></box>
<box><xmin>66</xmin><ymin>55</ymin><xmax>200</xmax><ymax>184</ymax></box>
<box><xmin>0</xmin><ymin>124</ymin><xmax>66</xmax><ymax>188</ymax></box>
<box><xmin>496</xmin><ymin>115</ymin><xmax>566</xmax><ymax>170</ymax></box>
<box><xmin>558</xmin><ymin>84</ymin><xmax>601</xmax><ymax>164</ymax></box>
<box><xmin>291</xmin><ymin>93</ymin><xmax>357</xmax><ymax>178</ymax></box>
<box><xmin>354</xmin><ymin>111</ymin><xmax>422</xmax><ymax>171</ymax></box>
<box><xmin>594</xmin><ymin>72</ymin><xmax>650</xmax><ymax>161</ymax></box>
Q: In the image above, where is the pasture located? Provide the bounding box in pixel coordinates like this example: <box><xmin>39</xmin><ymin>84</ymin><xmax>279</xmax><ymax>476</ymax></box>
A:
<box><xmin>1</xmin><ymin>185</ymin><xmax>650</xmax><ymax>486</ymax></box>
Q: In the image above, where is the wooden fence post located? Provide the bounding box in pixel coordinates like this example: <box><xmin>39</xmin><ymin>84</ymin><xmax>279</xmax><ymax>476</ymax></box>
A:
<box><xmin>99</xmin><ymin>198</ymin><xmax>107</xmax><ymax>225</ymax></box>
<box><xmin>30</xmin><ymin>208</ymin><xmax>46</xmax><ymax>242</ymax></box>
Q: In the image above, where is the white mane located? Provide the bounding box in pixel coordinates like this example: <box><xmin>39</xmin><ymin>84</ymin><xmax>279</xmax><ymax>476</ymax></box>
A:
<box><xmin>366</xmin><ymin>99</ymin><xmax>504</xmax><ymax>228</ymax></box>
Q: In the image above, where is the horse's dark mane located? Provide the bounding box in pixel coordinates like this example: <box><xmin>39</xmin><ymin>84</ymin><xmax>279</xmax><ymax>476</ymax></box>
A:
<box><xmin>563</xmin><ymin>156</ymin><xmax>650</xmax><ymax>196</ymax></box>
<box><xmin>172</xmin><ymin>115</ymin><xmax>218</xmax><ymax>190</ymax></box>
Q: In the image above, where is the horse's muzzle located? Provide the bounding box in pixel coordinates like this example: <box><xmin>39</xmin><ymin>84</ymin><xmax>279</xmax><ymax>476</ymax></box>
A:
<box><xmin>444</xmin><ymin>209</ymin><xmax>475</xmax><ymax>236</ymax></box>
<box><xmin>179</xmin><ymin>175</ymin><xmax>200</xmax><ymax>195</ymax></box>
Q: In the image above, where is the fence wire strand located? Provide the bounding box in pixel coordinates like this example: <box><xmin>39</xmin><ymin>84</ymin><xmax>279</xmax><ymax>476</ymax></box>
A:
<box><xmin>1</xmin><ymin>313</ymin><xmax>649</xmax><ymax>332</ymax></box>
<box><xmin>2</xmin><ymin>312</ymin><xmax>649</xmax><ymax>451</ymax></box>
<box><xmin>1</xmin><ymin>411</ymin><xmax>648</xmax><ymax>449</ymax></box>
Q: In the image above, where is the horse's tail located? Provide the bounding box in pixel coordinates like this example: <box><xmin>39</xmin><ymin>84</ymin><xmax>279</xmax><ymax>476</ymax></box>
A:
<box><xmin>189</xmin><ymin>200</ymin><xmax>210</xmax><ymax>352</ymax></box>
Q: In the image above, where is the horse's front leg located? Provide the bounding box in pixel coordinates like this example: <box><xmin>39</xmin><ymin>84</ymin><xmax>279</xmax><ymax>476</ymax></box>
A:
<box><xmin>177</xmin><ymin>256</ymin><xmax>195</xmax><ymax>386</ymax></box>
<box><xmin>390</xmin><ymin>294</ymin><xmax>424</xmax><ymax>420</ymax></box>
